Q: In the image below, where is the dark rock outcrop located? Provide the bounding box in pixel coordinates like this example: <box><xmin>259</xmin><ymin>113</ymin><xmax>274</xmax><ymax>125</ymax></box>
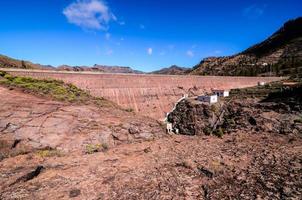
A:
<box><xmin>167</xmin><ymin>83</ymin><xmax>302</xmax><ymax>136</ymax></box>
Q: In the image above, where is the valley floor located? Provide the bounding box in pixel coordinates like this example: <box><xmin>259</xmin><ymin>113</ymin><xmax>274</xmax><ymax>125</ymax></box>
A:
<box><xmin>0</xmin><ymin>86</ymin><xmax>301</xmax><ymax>199</ymax></box>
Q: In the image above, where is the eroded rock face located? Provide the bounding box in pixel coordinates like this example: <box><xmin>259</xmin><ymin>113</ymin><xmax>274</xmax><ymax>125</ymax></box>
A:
<box><xmin>4</xmin><ymin>70</ymin><xmax>281</xmax><ymax>120</ymax></box>
<box><xmin>0</xmin><ymin>85</ymin><xmax>301</xmax><ymax>199</ymax></box>
<box><xmin>167</xmin><ymin>92</ymin><xmax>302</xmax><ymax>136</ymax></box>
<box><xmin>0</xmin><ymin>86</ymin><xmax>165</xmax><ymax>158</ymax></box>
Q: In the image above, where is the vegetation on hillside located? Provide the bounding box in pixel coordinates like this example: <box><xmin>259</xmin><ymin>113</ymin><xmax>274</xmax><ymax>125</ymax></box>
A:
<box><xmin>0</xmin><ymin>71</ymin><xmax>115</xmax><ymax>107</ymax></box>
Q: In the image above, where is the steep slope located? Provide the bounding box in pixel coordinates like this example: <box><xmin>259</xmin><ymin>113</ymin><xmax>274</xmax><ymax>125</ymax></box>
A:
<box><xmin>190</xmin><ymin>17</ymin><xmax>302</xmax><ymax>77</ymax></box>
<box><xmin>150</xmin><ymin>65</ymin><xmax>189</xmax><ymax>75</ymax></box>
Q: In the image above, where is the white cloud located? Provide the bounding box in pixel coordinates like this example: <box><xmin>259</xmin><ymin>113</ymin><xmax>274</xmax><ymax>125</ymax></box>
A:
<box><xmin>105</xmin><ymin>33</ymin><xmax>111</xmax><ymax>40</ymax></box>
<box><xmin>119</xmin><ymin>21</ymin><xmax>126</xmax><ymax>25</ymax></box>
<box><xmin>63</xmin><ymin>0</ymin><xmax>116</xmax><ymax>30</ymax></box>
<box><xmin>147</xmin><ymin>48</ymin><xmax>153</xmax><ymax>55</ymax></box>
<box><xmin>186</xmin><ymin>50</ymin><xmax>194</xmax><ymax>57</ymax></box>
<box><xmin>243</xmin><ymin>5</ymin><xmax>266</xmax><ymax>19</ymax></box>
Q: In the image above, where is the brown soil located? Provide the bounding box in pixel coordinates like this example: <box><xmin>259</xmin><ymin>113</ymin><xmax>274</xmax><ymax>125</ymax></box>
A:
<box><xmin>0</xmin><ymin>86</ymin><xmax>301</xmax><ymax>200</ymax></box>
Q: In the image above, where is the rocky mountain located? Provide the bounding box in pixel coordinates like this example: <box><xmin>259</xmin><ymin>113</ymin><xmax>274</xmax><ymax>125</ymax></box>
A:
<box><xmin>57</xmin><ymin>64</ymin><xmax>144</xmax><ymax>74</ymax></box>
<box><xmin>190</xmin><ymin>17</ymin><xmax>302</xmax><ymax>77</ymax></box>
<box><xmin>150</xmin><ymin>65</ymin><xmax>189</xmax><ymax>75</ymax></box>
<box><xmin>0</xmin><ymin>54</ymin><xmax>54</xmax><ymax>70</ymax></box>
<box><xmin>0</xmin><ymin>54</ymin><xmax>144</xmax><ymax>74</ymax></box>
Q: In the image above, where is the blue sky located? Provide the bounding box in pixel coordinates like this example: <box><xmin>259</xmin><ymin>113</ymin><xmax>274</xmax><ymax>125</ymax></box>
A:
<box><xmin>0</xmin><ymin>0</ymin><xmax>301</xmax><ymax>72</ymax></box>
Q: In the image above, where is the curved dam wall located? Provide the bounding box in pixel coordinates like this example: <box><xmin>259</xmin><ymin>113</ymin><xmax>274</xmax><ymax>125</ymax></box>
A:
<box><xmin>2</xmin><ymin>69</ymin><xmax>282</xmax><ymax>119</ymax></box>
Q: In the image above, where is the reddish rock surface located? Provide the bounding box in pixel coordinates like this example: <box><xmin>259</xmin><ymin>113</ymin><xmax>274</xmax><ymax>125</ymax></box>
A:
<box><xmin>0</xmin><ymin>86</ymin><xmax>165</xmax><ymax>155</ymax></box>
<box><xmin>0</xmin><ymin>85</ymin><xmax>301</xmax><ymax>200</ymax></box>
<box><xmin>2</xmin><ymin>69</ymin><xmax>282</xmax><ymax>119</ymax></box>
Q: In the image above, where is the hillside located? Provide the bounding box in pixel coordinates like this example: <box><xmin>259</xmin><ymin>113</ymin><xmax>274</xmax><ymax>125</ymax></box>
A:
<box><xmin>0</xmin><ymin>55</ymin><xmax>54</xmax><ymax>70</ymax></box>
<box><xmin>0</xmin><ymin>73</ymin><xmax>301</xmax><ymax>199</ymax></box>
<box><xmin>150</xmin><ymin>65</ymin><xmax>189</xmax><ymax>75</ymax></box>
<box><xmin>190</xmin><ymin>17</ymin><xmax>302</xmax><ymax>77</ymax></box>
<box><xmin>0</xmin><ymin>55</ymin><xmax>144</xmax><ymax>74</ymax></box>
<box><xmin>57</xmin><ymin>64</ymin><xmax>144</xmax><ymax>74</ymax></box>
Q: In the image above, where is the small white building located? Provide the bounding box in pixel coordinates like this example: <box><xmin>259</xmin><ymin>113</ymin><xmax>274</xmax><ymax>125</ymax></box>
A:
<box><xmin>258</xmin><ymin>81</ymin><xmax>266</xmax><ymax>86</ymax></box>
<box><xmin>197</xmin><ymin>94</ymin><xmax>218</xmax><ymax>104</ymax></box>
<box><xmin>212</xmin><ymin>89</ymin><xmax>229</xmax><ymax>97</ymax></box>
<box><xmin>166</xmin><ymin>123</ymin><xmax>173</xmax><ymax>134</ymax></box>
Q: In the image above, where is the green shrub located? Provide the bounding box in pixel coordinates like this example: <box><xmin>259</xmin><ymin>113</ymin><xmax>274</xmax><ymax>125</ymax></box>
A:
<box><xmin>0</xmin><ymin>70</ymin><xmax>7</xmax><ymax>77</ymax></box>
<box><xmin>0</xmin><ymin>72</ymin><xmax>118</xmax><ymax>108</ymax></box>
<box><xmin>294</xmin><ymin>117</ymin><xmax>302</xmax><ymax>124</ymax></box>
<box><xmin>85</xmin><ymin>143</ymin><xmax>109</xmax><ymax>154</ymax></box>
<box><xmin>203</xmin><ymin>127</ymin><xmax>212</xmax><ymax>135</ymax></box>
<box><xmin>101</xmin><ymin>143</ymin><xmax>109</xmax><ymax>151</ymax></box>
<box><xmin>36</xmin><ymin>149</ymin><xmax>63</xmax><ymax>158</ymax></box>
<box><xmin>0</xmin><ymin>73</ymin><xmax>93</xmax><ymax>103</ymax></box>
<box><xmin>213</xmin><ymin>127</ymin><xmax>224</xmax><ymax>138</ymax></box>
<box><xmin>124</xmin><ymin>108</ymin><xmax>134</xmax><ymax>112</ymax></box>
<box><xmin>85</xmin><ymin>144</ymin><xmax>101</xmax><ymax>154</ymax></box>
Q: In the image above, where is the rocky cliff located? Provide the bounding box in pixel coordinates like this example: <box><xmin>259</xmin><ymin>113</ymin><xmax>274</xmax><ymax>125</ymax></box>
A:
<box><xmin>190</xmin><ymin>17</ymin><xmax>302</xmax><ymax>77</ymax></box>
<box><xmin>167</xmin><ymin>82</ymin><xmax>302</xmax><ymax>136</ymax></box>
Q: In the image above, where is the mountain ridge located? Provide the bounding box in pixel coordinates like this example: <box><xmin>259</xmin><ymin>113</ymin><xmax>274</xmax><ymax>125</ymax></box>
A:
<box><xmin>189</xmin><ymin>17</ymin><xmax>302</xmax><ymax>77</ymax></box>
<box><xmin>149</xmin><ymin>65</ymin><xmax>190</xmax><ymax>75</ymax></box>
<box><xmin>0</xmin><ymin>54</ymin><xmax>144</xmax><ymax>74</ymax></box>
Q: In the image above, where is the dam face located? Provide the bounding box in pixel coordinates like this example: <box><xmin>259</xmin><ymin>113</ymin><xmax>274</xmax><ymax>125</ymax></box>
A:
<box><xmin>3</xmin><ymin>69</ymin><xmax>282</xmax><ymax>119</ymax></box>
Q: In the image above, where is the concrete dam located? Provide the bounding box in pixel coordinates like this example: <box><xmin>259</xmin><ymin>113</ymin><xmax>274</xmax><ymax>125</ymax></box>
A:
<box><xmin>2</xmin><ymin>69</ymin><xmax>282</xmax><ymax>119</ymax></box>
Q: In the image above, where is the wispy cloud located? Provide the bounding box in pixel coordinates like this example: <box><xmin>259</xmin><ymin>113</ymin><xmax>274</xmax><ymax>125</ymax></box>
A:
<box><xmin>63</xmin><ymin>0</ymin><xmax>116</xmax><ymax>30</ymax></box>
<box><xmin>147</xmin><ymin>48</ymin><xmax>153</xmax><ymax>55</ymax></box>
<box><xmin>105</xmin><ymin>32</ymin><xmax>111</xmax><ymax>40</ymax></box>
<box><xmin>186</xmin><ymin>50</ymin><xmax>194</xmax><ymax>57</ymax></box>
<box><xmin>243</xmin><ymin>4</ymin><xmax>266</xmax><ymax>19</ymax></box>
<box><xmin>140</xmin><ymin>24</ymin><xmax>145</xmax><ymax>29</ymax></box>
<box><xmin>214</xmin><ymin>50</ymin><xmax>222</xmax><ymax>55</ymax></box>
<box><xmin>168</xmin><ymin>45</ymin><xmax>175</xmax><ymax>50</ymax></box>
<box><xmin>159</xmin><ymin>51</ymin><xmax>166</xmax><ymax>56</ymax></box>
<box><xmin>105</xmin><ymin>49</ymin><xmax>113</xmax><ymax>55</ymax></box>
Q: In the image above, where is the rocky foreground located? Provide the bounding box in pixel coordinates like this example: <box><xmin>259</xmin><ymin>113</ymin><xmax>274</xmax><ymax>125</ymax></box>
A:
<box><xmin>0</xmin><ymin>76</ymin><xmax>302</xmax><ymax>199</ymax></box>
